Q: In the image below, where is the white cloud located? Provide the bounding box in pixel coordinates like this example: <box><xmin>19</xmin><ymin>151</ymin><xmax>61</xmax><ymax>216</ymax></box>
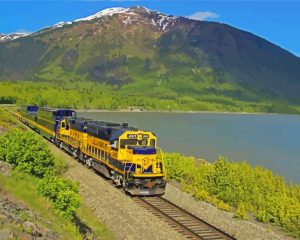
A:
<box><xmin>187</xmin><ymin>11</ymin><xmax>220</xmax><ymax>21</ymax></box>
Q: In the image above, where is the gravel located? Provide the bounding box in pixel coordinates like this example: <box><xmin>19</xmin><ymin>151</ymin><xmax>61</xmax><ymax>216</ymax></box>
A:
<box><xmin>163</xmin><ymin>181</ymin><xmax>295</xmax><ymax>240</ymax></box>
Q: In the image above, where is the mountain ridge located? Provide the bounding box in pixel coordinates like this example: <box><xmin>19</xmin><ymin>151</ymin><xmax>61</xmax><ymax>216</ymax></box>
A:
<box><xmin>0</xmin><ymin>6</ymin><xmax>300</xmax><ymax>113</ymax></box>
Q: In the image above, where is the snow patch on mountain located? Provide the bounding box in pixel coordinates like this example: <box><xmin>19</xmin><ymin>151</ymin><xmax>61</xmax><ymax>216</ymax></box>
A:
<box><xmin>53</xmin><ymin>21</ymin><xmax>72</xmax><ymax>28</ymax></box>
<box><xmin>0</xmin><ymin>33</ymin><xmax>29</xmax><ymax>43</ymax></box>
<box><xmin>146</xmin><ymin>12</ymin><xmax>178</xmax><ymax>31</ymax></box>
<box><xmin>75</xmin><ymin>7</ymin><xmax>137</xmax><ymax>22</ymax></box>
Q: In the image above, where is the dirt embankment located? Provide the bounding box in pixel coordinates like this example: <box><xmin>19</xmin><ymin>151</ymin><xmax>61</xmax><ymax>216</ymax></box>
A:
<box><xmin>0</xmin><ymin>161</ymin><xmax>58</xmax><ymax>240</ymax></box>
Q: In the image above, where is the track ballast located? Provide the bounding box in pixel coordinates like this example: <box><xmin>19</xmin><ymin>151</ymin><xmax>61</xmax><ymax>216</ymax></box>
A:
<box><xmin>134</xmin><ymin>196</ymin><xmax>236</xmax><ymax>240</ymax></box>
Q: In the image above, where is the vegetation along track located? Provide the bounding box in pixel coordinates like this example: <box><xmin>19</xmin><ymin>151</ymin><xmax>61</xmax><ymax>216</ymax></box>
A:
<box><xmin>133</xmin><ymin>196</ymin><xmax>236</xmax><ymax>240</ymax></box>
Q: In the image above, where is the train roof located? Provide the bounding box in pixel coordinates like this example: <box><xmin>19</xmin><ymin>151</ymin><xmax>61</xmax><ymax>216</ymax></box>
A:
<box><xmin>72</xmin><ymin>117</ymin><xmax>137</xmax><ymax>130</ymax></box>
<box><xmin>39</xmin><ymin>107</ymin><xmax>75</xmax><ymax>112</ymax></box>
<box><xmin>70</xmin><ymin>117</ymin><xmax>138</xmax><ymax>141</ymax></box>
<box><xmin>18</xmin><ymin>105</ymin><xmax>38</xmax><ymax>113</ymax></box>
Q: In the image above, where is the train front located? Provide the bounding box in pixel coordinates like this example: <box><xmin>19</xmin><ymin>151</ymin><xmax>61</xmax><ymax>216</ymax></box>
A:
<box><xmin>118</xmin><ymin>131</ymin><xmax>166</xmax><ymax>196</ymax></box>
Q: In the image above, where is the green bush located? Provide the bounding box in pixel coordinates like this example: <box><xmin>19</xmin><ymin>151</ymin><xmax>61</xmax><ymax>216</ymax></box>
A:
<box><xmin>38</xmin><ymin>176</ymin><xmax>81</xmax><ymax>220</ymax></box>
<box><xmin>235</xmin><ymin>202</ymin><xmax>248</xmax><ymax>220</ymax></box>
<box><xmin>192</xmin><ymin>188</ymin><xmax>211</xmax><ymax>202</ymax></box>
<box><xmin>0</xmin><ymin>130</ymin><xmax>54</xmax><ymax>177</ymax></box>
<box><xmin>163</xmin><ymin>153</ymin><xmax>196</xmax><ymax>181</ymax></box>
<box><xmin>54</xmin><ymin>190</ymin><xmax>82</xmax><ymax>220</ymax></box>
<box><xmin>212</xmin><ymin>197</ymin><xmax>231</xmax><ymax>212</ymax></box>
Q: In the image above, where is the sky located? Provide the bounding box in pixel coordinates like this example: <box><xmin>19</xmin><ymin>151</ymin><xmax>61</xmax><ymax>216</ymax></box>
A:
<box><xmin>0</xmin><ymin>0</ymin><xmax>299</xmax><ymax>57</ymax></box>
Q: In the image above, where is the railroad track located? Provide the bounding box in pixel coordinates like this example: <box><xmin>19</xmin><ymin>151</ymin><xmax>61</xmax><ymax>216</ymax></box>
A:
<box><xmin>133</xmin><ymin>196</ymin><xmax>236</xmax><ymax>240</ymax></box>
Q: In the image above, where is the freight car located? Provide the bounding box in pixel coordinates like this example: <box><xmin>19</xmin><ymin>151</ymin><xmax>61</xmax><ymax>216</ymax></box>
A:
<box><xmin>16</xmin><ymin>106</ymin><xmax>166</xmax><ymax>196</ymax></box>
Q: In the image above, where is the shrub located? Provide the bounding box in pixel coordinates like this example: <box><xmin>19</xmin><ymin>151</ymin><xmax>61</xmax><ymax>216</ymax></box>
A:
<box><xmin>54</xmin><ymin>190</ymin><xmax>82</xmax><ymax>220</ymax></box>
<box><xmin>38</xmin><ymin>176</ymin><xmax>81</xmax><ymax>220</ymax></box>
<box><xmin>163</xmin><ymin>153</ymin><xmax>196</xmax><ymax>181</ymax></box>
<box><xmin>212</xmin><ymin>197</ymin><xmax>231</xmax><ymax>212</ymax></box>
<box><xmin>235</xmin><ymin>202</ymin><xmax>248</xmax><ymax>220</ymax></box>
<box><xmin>0</xmin><ymin>130</ymin><xmax>54</xmax><ymax>177</ymax></box>
<box><xmin>256</xmin><ymin>209</ymin><xmax>271</xmax><ymax>223</ymax></box>
<box><xmin>193</xmin><ymin>189</ymin><xmax>211</xmax><ymax>202</ymax></box>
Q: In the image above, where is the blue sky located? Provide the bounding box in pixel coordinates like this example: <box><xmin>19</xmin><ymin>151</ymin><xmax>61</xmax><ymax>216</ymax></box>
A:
<box><xmin>0</xmin><ymin>1</ymin><xmax>299</xmax><ymax>56</ymax></box>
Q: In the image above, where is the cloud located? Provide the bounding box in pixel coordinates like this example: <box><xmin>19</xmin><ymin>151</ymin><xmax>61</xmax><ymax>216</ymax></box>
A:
<box><xmin>187</xmin><ymin>11</ymin><xmax>220</xmax><ymax>21</ymax></box>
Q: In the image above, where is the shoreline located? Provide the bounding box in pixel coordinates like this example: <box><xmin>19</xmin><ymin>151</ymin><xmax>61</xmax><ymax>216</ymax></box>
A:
<box><xmin>1</xmin><ymin>105</ymin><xmax>297</xmax><ymax>116</ymax></box>
<box><xmin>76</xmin><ymin>108</ymin><xmax>286</xmax><ymax>116</ymax></box>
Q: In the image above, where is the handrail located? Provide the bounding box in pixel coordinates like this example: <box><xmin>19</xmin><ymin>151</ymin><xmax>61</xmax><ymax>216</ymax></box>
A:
<box><xmin>156</xmin><ymin>147</ymin><xmax>165</xmax><ymax>175</ymax></box>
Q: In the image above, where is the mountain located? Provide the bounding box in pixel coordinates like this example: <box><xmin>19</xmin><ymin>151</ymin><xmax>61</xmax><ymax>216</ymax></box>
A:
<box><xmin>0</xmin><ymin>6</ymin><xmax>300</xmax><ymax>112</ymax></box>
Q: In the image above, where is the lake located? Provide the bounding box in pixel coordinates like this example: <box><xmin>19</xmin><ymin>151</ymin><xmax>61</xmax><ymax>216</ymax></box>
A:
<box><xmin>78</xmin><ymin>111</ymin><xmax>300</xmax><ymax>183</ymax></box>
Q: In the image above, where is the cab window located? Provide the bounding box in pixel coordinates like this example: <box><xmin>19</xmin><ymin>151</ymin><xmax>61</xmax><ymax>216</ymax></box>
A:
<box><xmin>120</xmin><ymin>139</ymin><xmax>137</xmax><ymax>149</ymax></box>
<box><xmin>150</xmin><ymin>139</ymin><xmax>156</xmax><ymax>148</ymax></box>
<box><xmin>138</xmin><ymin>139</ymin><xmax>147</xmax><ymax>146</ymax></box>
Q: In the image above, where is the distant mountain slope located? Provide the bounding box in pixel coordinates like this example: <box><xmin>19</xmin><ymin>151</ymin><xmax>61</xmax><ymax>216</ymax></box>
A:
<box><xmin>0</xmin><ymin>6</ymin><xmax>300</xmax><ymax>109</ymax></box>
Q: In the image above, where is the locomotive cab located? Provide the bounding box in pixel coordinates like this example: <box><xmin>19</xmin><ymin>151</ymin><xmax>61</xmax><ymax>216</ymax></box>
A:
<box><xmin>117</xmin><ymin>131</ymin><xmax>165</xmax><ymax>195</ymax></box>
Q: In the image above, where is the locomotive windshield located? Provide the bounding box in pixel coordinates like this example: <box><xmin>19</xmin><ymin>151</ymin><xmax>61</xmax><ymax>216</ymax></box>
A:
<box><xmin>120</xmin><ymin>139</ymin><xmax>148</xmax><ymax>149</ymax></box>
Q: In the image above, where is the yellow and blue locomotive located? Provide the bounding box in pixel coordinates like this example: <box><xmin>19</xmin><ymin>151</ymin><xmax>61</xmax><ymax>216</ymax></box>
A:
<box><xmin>16</xmin><ymin>106</ymin><xmax>166</xmax><ymax>196</ymax></box>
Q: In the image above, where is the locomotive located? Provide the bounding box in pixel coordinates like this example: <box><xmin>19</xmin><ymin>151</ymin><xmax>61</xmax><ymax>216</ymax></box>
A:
<box><xmin>16</xmin><ymin>106</ymin><xmax>166</xmax><ymax>196</ymax></box>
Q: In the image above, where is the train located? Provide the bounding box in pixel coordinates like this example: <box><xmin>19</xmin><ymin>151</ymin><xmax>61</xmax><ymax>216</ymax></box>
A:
<box><xmin>15</xmin><ymin>105</ymin><xmax>166</xmax><ymax>196</ymax></box>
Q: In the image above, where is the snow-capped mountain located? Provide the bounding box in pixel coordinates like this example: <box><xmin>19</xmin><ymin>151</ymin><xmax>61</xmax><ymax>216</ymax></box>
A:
<box><xmin>2</xmin><ymin>7</ymin><xmax>180</xmax><ymax>42</ymax></box>
<box><xmin>1</xmin><ymin>5</ymin><xmax>300</xmax><ymax>106</ymax></box>
<box><xmin>51</xmin><ymin>6</ymin><xmax>179</xmax><ymax>31</ymax></box>
<box><xmin>0</xmin><ymin>33</ymin><xmax>29</xmax><ymax>43</ymax></box>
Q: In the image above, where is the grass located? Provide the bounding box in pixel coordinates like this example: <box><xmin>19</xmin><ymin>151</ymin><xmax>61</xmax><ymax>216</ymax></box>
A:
<box><xmin>0</xmin><ymin>171</ymin><xmax>83</xmax><ymax>239</ymax></box>
<box><xmin>0</xmin><ymin>107</ymin><xmax>24</xmax><ymax>130</ymax></box>
<box><xmin>77</xmin><ymin>205</ymin><xmax>113</xmax><ymax>240</ymax></box>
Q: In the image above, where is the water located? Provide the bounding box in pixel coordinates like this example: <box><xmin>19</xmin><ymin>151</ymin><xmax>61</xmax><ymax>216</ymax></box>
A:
<box><xmin>78</xmin><ymin>111</ymin><xmax>300</xmax><ymax>183</ymax></box>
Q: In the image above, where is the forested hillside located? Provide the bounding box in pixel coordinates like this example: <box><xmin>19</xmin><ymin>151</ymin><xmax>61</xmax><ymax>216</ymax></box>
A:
<box><xmin>0</xmin><ymin>7</ymin><xmax>300</xmax><ymax>113</ymax></box>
